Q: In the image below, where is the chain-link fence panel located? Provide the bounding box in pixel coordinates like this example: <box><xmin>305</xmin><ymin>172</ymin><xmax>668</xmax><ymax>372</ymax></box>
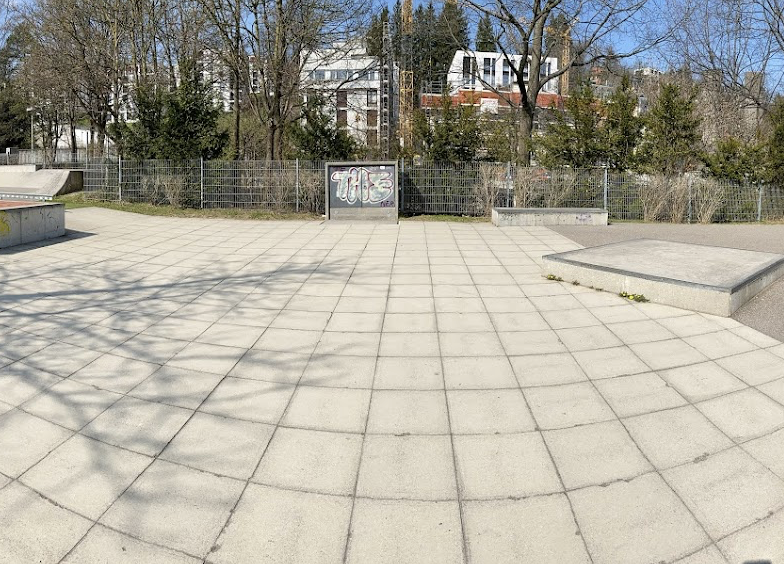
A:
<box><xmin>79</xmin><ymin>158</ymin><xmax>784</xmax><ymax>222</ymax></box>
<box><xmin>83</xmin><ymin>158</ymin><xmax>120</xmax><ymax>201</ymax></box>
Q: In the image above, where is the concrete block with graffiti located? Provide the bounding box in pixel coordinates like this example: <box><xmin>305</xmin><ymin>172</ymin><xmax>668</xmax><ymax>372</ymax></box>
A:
<box><xmin>0</xmin><ymin>201</ymin><xmax>65</xmax><ymax>249</ymax></box>
<box><xmin>325</xmin><ymin>162</ymin><xmax>398</xmax><ymax>223</ymax></box>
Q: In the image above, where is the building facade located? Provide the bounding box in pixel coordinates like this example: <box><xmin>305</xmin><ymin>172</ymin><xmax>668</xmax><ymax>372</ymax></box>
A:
<box><xmin>421</xmin><ymin>50</ymin><xmax>562</xmax><ymax>113</ymax></box>
<box><xmin>300</xmin><ymin>43</ymin><xmax>396</xmax><ymax>149</ymax></box>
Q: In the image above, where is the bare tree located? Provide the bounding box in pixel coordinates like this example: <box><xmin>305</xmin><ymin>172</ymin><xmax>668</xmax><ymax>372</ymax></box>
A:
<box><xmin>195</xmin><ymin>0</ymin><xmax>368</xmax><ymax>160</ymax></box>
<box><xmin>460</xmin><ymin>0</ymin><xmax>669</xmax><ymax>163</ymax></box>
<box><xmin>665</xmin><ymin>0</ymin><xmax>775</xmax><ymax>147</ymax></box>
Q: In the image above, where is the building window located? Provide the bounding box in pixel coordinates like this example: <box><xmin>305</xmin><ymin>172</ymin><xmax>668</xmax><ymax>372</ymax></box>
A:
<box><xmin>334</xmin><ymin>69</ymin><xmax>348</xmax><ymax>81</ymax></box>
<box><xmin>314</xmin><ymin>69</ymin><xmax>326</xmax><ymax>81</ymax></box>
<box><xmin>367</xmin><ymin>109</ymin><xmax>378</xmax><ymax>127</ymax></box>
<box><xmin>367</xmin><ymin>131</ymin><xmax>377</xmax><ymax>146</ymax></box>
<box><xmin>462</xmin><ymin>56</ymin><xmax>477</xmax><ymax>86</ymax></box>
<box><xmin>483</xmin><ymin>57</ymin><xmax>495</xmax><ymax>86</ymax></box>
<box><xmin>502</xmin><ymin>60</ymin><xmax>511</xmax><ymax>86</ymax></box>
<box><xmin>337</xmin><ymin>91</ymin><xmax>348</xmax><ymax>108</ymax></box>
<box><xmin>523</xmin><ymin>63</ymin><xmax>529</xmax><ymax>81</ymax></box>
<box><xmin>337</xmin><ymin>110</ymin><xmax>347</xmax><ymax>126</ymax></box>
<box><xmin>367</xmin><ymin>90</ymin><xmax>377</xmax><ymax>106</ymax></box>
<box><xmin>368</xmin><ymin>71</ymin><xmax>378</xmax><ymax>81</ymax></box>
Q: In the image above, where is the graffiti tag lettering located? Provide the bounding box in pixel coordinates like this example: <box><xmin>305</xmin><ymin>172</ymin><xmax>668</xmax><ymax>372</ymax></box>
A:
<box><xmin>331</xmin><ymin>166</ymin><xmax>393</xmax><ymax>205</ymax></box>
<box><xmin>0</xmin><ymin>211</ymin><xmax>10</xmax><ymax>237</ymax></box>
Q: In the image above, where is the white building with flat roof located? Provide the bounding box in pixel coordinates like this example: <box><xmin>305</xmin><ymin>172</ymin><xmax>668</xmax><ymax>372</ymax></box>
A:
<box><xmin>421</xmin><ymin>50</ymin><xmax>561</xmax><ymax>115</ymax></box>
<box><xmin>447</xmin><ymin>50</ymin><xmax>560</xmax><ymax>94</ymax></box>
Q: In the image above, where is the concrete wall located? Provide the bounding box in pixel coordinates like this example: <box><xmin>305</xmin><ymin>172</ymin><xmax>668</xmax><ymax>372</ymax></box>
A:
<box><xmin>492</xmin><ymin>208</ymin><xmax>608</xmax><ymax>227</ymax></box>
<box><xmin>0</xmin><ymin>203</ymin><xmax>65</xmax><ymax>249</ymax></box>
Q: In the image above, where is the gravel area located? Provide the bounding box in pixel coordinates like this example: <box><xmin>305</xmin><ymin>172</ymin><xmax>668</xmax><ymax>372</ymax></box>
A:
<box><xmin>551</xmin><ymin>223</ymin><xmax>784</xmax><ymax>342</ymax></box>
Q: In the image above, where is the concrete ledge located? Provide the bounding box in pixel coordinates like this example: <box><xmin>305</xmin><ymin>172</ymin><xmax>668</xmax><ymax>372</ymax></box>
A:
<box><xmin>492</xmin><ymin>207</ymin><xmax>608</xmax><ymax>227</ymax></box>
<box><xmin>0</xmin><ymin>201</ymin><xmax>65</xmax><ymax>249</ymax></box>
<box><xmin>542</xmin><ymin>239</ymin><xmax>784</xmax><ymax>316</ymax></box>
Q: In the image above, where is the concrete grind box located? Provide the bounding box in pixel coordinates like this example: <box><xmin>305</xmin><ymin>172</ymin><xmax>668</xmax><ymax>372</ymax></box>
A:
<box><xmin>0</xmin><ymin>201</ymin><xmax>65</xmax><ymax>249</ymax></box>
<box><xmin>543</xmin><ymin>239</ymin><xmax>784</xmax><ymax>317</ymax></box>
<box><xmin>325</xmin><ymin>162</ymin><xmax>398</xmax><ymax>223</ymax></box>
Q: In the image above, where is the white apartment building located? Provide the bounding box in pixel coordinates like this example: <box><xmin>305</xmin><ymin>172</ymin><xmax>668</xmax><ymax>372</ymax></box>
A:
<box><xmin>422</xmin><ymin>50</ymin><xmax>561</xmax><ymax>114</ymax></box>
<box><xmin>300</xmin><ymin>43</ymin><xmax>396</xmax><ymax>148</ymax></box>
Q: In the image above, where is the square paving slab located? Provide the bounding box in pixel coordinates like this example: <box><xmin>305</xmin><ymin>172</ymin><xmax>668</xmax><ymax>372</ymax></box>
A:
<box><xmin>542</xmin><ymin>239</ymin><xmax>784</xmax><ymax>316</ymax></box>
<box><xmin>2</xmin><ymin>208</ymin><xmax>783</xmax><ymax>564</ymax></box>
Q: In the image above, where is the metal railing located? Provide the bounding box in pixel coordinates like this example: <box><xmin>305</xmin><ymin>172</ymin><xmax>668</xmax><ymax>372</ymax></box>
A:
<box><xmin>1</xmin><ymin>148</ymin><xmax>112</xmax><ymax>169</ymax></box>
<box><xmin>83</xmin><ymin>158</ymin><xmax>784</xmax><ymax>223</ymax></box>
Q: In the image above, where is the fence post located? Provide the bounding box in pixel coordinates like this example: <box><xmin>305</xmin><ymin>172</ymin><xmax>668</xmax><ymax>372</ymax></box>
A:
<box><xmin>757</xmin><ymin>183</ymin><xmax>763</xmax><ymax>222</ymax></box>
<box><xmin>507</xmin><ymin>162</ymin><xmax>513</xmax><ymax>207</ymax></box>
<box><xmin>687</xmin><ymin>174</ymin><xmax>693</xmax><ymax>224</ymax></box>
<box><xmin>399</xmin><ymin>158</ymin><xmax>404</xmax><ymax>212</ymax></box>
<box><xmin>200</xmin><ymin>157</ymin><xmax>204</xmax><ymax>209</ymax></box>
<box><xmin>295</xmin><ymin>159</ymin><xmax>300</xmax><ymax>213</ymax></box>
<box><xmin>118</xmin><ymin>155</ymin><xmax>122</xmax><ymax>202</ymax></box>
<box><xmin>602</xmin><ymin>166</ymin><xmax>609</xmax><ymax>212</ymax></box>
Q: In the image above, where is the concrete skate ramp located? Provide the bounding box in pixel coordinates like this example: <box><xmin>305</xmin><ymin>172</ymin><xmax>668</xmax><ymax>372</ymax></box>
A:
<box><xmin>0</xmin><ymin>166</ymin><xmax>83</xmax><ymax>200</ymax></box>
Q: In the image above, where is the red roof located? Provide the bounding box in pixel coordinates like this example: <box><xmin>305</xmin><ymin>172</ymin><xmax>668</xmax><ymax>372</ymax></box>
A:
<box><xmin>420</xmin><ymin>90</ymin><xmax>565</xmax><ymax>111</ymax></box>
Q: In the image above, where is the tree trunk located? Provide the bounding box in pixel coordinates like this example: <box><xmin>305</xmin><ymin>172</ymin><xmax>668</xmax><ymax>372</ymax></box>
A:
<box><xmin>233</xmin><ymin>12</ymin><xmax>241</xmax><ymax>160</ymax></box>
<box><xmin>70</xmin><ymin>120</ymin><xmax>77</xmax><ymax>160</ymax></box>
<box><xmin>234</xmin><ymin>72</ymin><xmax>241</xmax><ymax>160</ymax></box>
<box><xmin>517</xmin><ymin>108</ymin><xmax>534</xmax><ymax>165</ymax></box>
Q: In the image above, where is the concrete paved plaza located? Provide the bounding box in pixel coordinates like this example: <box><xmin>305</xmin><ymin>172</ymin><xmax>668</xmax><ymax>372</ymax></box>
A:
<box><xmin>1</xmin><ymin>208</ymin><xmax>784</xmax><ymax>564</ymax></box>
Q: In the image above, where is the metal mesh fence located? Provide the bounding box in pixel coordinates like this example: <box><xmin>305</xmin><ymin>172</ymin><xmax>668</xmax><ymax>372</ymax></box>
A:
<box><xmin>202</xmin><ymin>160</ymin><xmax>324</xmax><ymax>212</ymax></box>
<box><xmin>83</xmin><ymin>158</ymin><xmax>784</xmax><ymax>223</ymax></box>
<box><xmin>401</xmin><ymin>162</ymin><xmax>513</xmax><ymax>216</ymax></box>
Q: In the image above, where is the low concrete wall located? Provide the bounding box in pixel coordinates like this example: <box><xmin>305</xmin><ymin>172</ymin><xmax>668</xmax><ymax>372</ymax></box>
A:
<box><xmin>492</xmin><ymin>208</ymin><xmax>608</xmax><ymax>227</ymax></box>
<box><xmin>0</xmin><ymin>202</ymin><xmax>65</xmax><ymax>249</ymax></box>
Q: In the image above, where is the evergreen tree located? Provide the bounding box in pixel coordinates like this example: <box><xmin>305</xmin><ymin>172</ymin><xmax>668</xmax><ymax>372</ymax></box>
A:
<box><xmin>475</xmin><ymin>14</ymin><xmax>496</xmax><ymax>52</ymax></box>
<box><xmin>604</xmin><ymin>75</ymin><xmax>641</xmax><ymax>170</ymax></box>
<box><xmin>114</xmin><ymin>85</ymin><xmax>167</xmax><ymax>158</ymax></box>
<box><xmin>0</xmin><ymin>25</ymin><xmax>33</xmax><ymax>149</ymax></box>
<box><xmin>391</xmin><ymin>0</ymin><xmax>403</xmax><ymax>62</ymax></box>
<box><xmin>366</xmin><ymin>7</ymin><xmax>390</xmax><ymax>58</ymax></box>
<box><xmin>766</xmin><ymin>97</ymin><xmax>784</xmax><ymax>185</ymax></box>
<box><xmin>415</xmin><ymin>95</ymin><xmax>481</xmax><ymax>162</ymax></box>
<box><xmin>537</xmin><ymin>84</ymin><xmax>606</xmax><ymax>168</ymax></box>
<box><xmin>411</xmin><ymin>3</ymin><xmax>438</xmax><ymax>91</ymax></box>
<box><xmin>637</xmin><ymin>83</ymin><xmax>701</xmax><ymax>174</ymax></box>
<box><xmin>117</xmin><ymin>60</ymin><xmax>228</xmax><ymax>160</ymax></box>
<box><xmin>702</xmin><ymin>137</ymin><xmax>765</xmax><ymax>183</ymax></box>
<box><xmin>432</xmin><ymin>0</ymin><xmax>468</xmax><ymax>79</ymax></box>
<box><xmin>289</xmin><ymin>95</ymin><xmax>357</xmax><ymax>160</ymax></box>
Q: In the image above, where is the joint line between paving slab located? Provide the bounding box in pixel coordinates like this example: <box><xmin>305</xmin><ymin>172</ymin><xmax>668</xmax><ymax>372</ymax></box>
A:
<box><xmin>488</xmin><ymin>225</ymin><xmax>784</xmax><ymax>550</ymax></box>
<box><xmin>519</xmin><ymin>227</ymin><xmax>784</xmax><ymax>560</ymax></box>
<box><xmin>200</xmin><ymin>221</ymin><xmax>354</xmax><ymax>563</ymax></box>
<box><xmin>55</xmin><ymin>220</ymin><xmax>332</xmax><ymax>563</ymax></box>
<box><xmin>340</xmin><ymin>222</ymin><xmax>400</xmax><ymax>564</ymax></box>
<box><xmin>1</xmin><ymin>217</ymin><xmax>784</xmax><ymax>564</ymax></box>
<box><xmin>432</xmin><ymin>223</ymin><xmax>471</xmax><ymax>564</ymax></box>
<box><xmin>470</xmin><ymin>222</ymin><xmax>597</xmax><ymax>564</ymax></box>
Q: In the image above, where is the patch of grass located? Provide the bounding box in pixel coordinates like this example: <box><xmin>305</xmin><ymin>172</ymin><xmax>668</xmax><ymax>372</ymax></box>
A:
<box><xmin>619</xmin><ymin>291</ymin><xmax>649</xmax><ymax>303</ymax></box>
<box><xmin>55</xmin><ymin>192</ymin><xmax>322</xmax><ymax>221</ymax></box>
<box><xmin>546</xmin><ymin>274</ymin><xmax>564</xmax><ymax>282</ymax></box>
<box><xmin>400</xmin><ymin>213</ymin><xmax>489</xmax><ymax>223</ymax></box>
